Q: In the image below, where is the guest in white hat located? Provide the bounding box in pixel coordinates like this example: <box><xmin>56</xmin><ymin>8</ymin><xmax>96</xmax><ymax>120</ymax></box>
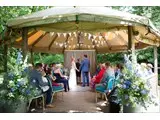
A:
<box><xmin>147</xmin><ymin>63</ymin><xmax>154</xmax><ymax>74</ymax></box>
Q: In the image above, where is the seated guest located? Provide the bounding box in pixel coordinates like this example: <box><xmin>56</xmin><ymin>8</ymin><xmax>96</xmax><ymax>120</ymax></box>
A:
<box><xmin>29</xmin><ymin>63</ymin><xmax>54</xmax><ymax>108</ymax></box>
<box><xmin>115</xmin><ymin>64</ymin><xmax>123</xmax><ymax>78</ymax></box>
<box><xmin>94</xmin><ymin>62</ymin><xmax>103</xmax><ymax>76</ymax></box>
<box><xmin>114</xmin><ymin>63</ymin><xmax>123</xmax><ymax>86</ymax></box>
<box><xmin>51</xmin><ymin>63</ymin><xmax>57</xmax><ymax>76</ymax></box>
<box><xmin>54</xmin><ymin>64</ymin><xmax>70</xmax><ymax>92</ymax></box>
<box><xmin>45</xmin><ymin>68</ymin><xmax>64</xmax><ymax>92</ymax></box>
<box><xmin>140</xmin><ymin>63</ymin><xmax>149</xmax><ymax>78</ymax></box>
<box><xmin>100</xmin><ymin>62</ymin><xmax>115</xmax><ymax>84</ymax></box>
<box><xmin>147</xmin><ymin>63</ymin><xmax>154</xmax><ymax>75</ymax></box>
<box><xmin>43</xmin><ymin>64</ymin><xmax>49</xmax><ymax>74</ymax></box>
<box><xmin>90</xmin><ymin>63</ymin><xmax>106</xmax><ymax>89</ymax></box>
<box><xmin>95</xmin><ymin>62</ymin><xmax>115</xmax><ymax>94</ymax></box>
<box><xmin>46</xmin><ymin>68</ymin><xmax>63</xmax><ymax>87</ymax></box>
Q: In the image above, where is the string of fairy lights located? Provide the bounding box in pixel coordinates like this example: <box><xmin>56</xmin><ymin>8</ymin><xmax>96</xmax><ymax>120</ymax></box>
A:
<box><xmin>49</xmin><ymin>31</ymin><xmax>119</xmax><ymax>49</ymax></box>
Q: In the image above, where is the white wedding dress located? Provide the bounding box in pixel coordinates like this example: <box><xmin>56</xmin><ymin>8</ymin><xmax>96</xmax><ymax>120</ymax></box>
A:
<box><xmin>69</xmin><ymin>61</ymin><xmax>77</xmax><ymax>89</ymax></box>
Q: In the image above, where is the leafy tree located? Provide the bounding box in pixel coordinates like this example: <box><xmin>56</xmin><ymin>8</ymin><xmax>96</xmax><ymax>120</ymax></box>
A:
<box><xmin>0</xmin><ymin>7</ymin><xmax>51</xmax><ymax>72</ymax></box>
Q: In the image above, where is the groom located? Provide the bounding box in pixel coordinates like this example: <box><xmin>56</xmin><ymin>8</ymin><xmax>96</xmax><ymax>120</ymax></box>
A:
<box><xmin>80</xmin><ymin>54</ymin><xmax>90</xmax><ymax>87</ymax></box>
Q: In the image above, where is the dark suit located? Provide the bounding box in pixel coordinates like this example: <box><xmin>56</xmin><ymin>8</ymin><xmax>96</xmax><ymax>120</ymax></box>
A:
<box><xmin>29</xmin><ymin>69</ymin><xmax>52</xmax><ymax>104</ymax></box>
<box><xmin>80</xmin><ymin>58</ymin><xmax>90</xmax><ymax>86</ymax></box>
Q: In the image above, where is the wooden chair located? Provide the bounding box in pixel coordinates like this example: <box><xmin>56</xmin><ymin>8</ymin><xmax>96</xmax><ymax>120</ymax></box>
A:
<box><xmin>27</xmin><ymin>94</ymin><xmax>45</xmax><ymax>112</ymax></box>
<box><xmin>95</xmin><ymin>77</ymin><xmax>115</xmax><ymax>103</ymax></box>
<box><xmin>52</xmin><ymin>86</ymin><xmax>65</xmax><ymax>101</ymax></box>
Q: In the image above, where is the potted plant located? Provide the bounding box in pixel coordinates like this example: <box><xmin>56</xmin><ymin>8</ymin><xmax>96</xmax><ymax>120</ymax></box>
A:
<box><xmin>117</xmin><ymin>54</ymin><xmax>157</xmax><ymax>113</ymax></box>
<box><xmin>0</xmin><ymin>52</ymin><xmax>37</xmax><ymax>113</ymax></box>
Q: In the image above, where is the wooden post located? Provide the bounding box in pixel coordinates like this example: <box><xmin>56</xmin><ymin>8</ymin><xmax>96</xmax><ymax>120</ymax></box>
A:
<box><xmin>30</xmin><ymin>49</ymin><xmax>34</xmax><ymax>65</ymax></box>
<box><xmin>22</xmin><ymin>27</ymin><xmax>28</xmax><ymax>60</ymax></box>
<box><xmin>4</xmin><ymin>44</ymin><xmax>8</xmax><ymax>72</ymax></box>
<box><xmin>128</xmin><ymin>26</ymin><xmax>136</xmax><ymax>64</ymax></box>
<box><xmin>154</xmin><ymin>46</ymin><xmax>158</xmax><ymax>95</ymax></box>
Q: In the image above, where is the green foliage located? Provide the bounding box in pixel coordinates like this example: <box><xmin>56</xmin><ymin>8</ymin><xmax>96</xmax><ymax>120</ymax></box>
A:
<box><xmin>0</xmin><ymin>7</ymin><xmax>51</xmax><ymax>72</ymax></box>
<box><xmin>137</xmin><ymin>47</ymin><xmax>154</xmax><ymax>64</ymax></box>
<box><xmin>97</xmin><ymin>52</ymin><xmax>125</xmax><ymax>65</ymax></box>
<box><xmin>32</xmin><ymin>53</ymin><xmax>64</xmax><ymax>65</ymax></box>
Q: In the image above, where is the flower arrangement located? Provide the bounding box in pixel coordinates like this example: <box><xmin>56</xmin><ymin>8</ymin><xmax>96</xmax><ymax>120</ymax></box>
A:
<box><xmin>2</xmin><ymin>51</ymin><xmax>36</xmax><ymax>102</ymax></box>
<box><xmin>117</xmin><ymin>54</ymin><xmax>155</xmax><ymax>110</ymax></box>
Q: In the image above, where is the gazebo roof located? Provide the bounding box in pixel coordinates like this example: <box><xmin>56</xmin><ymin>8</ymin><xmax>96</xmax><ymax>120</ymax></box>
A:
<box><xmin>7</xmin><ymin>7</ymin><xmax>160</xmax><ymax>54</ymax></box>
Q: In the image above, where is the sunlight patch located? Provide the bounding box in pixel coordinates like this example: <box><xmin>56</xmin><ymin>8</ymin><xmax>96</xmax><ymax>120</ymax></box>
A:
<box><xmin>96</xmin><ymin>107</ymin><xmax>101</xmax><ymax>110</ymax></box>
<box><xmin>68</xmin><ymin>110</ymin><xmax>83</xmax><ymax>113</ymax></box>
<box><xmin>100</xmin><ymin>101</ymin><xmax>108</xmax><ymax>106</ymax></box>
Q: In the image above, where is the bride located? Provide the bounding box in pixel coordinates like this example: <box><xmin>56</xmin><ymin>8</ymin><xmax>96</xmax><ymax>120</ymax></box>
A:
<box><xmin>69</xmin><ymin>56</ymin><xmax>79</xmax><ymax>89</ymax></box>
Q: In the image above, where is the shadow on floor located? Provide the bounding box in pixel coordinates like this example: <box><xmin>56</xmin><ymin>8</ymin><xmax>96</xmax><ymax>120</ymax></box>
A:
<box><xmin>30</xmin><ymin>85</ymin><xmax>109</xmax><ymax>113</ymax></box>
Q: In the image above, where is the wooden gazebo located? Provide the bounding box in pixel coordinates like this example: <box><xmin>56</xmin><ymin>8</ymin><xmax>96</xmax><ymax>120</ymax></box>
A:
<box><xmin>2</xmin><ymin>7</ymin><xmax>160</xmax><ymax>112</ymax></box>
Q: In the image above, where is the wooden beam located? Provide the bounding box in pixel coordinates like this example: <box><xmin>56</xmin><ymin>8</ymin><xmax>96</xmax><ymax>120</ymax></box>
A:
<box><xmin>4</xmin><ymin>44</ymin><xmax>8</xmax><ymax>72</ymax></box>
<box><xmin>22</xmin><ymin>27</ymin><xmax>28</xmax><ymax>59</ymax></box>
<box><xmin>128</xmin><ymin>26</ymin><xmax>132</xmax><ymax>50</ymax></box>
<box><xmin>32</xmin><ymin>32</ymin><xmax>47</xmax><ymax>47</ymax></box>
<box><xmin>128</xmin><ymin>26</ymin><xmax>136</xmax><ymax>64</ymax></box>
<box><xmin>63</xmin><ymin>34</ymin><xmax>69</xmax><ymax>53</ymax></box>
<box><xmin>154</xmin><ymin>46</ymin><xmax>158</xmax><ymax>96</ymax></box>
<box><xmin>154</xmin><ymin>46</ymin><xmax>158</xmax><ymax>74</ymax></box>
<box><xmin>30</xmin><ymin>49</ymin><xmax>34</xmax><ymax>65</ymax></box>
<box><xmin>92</xmin><ymin>41</ymin><xmax>98</xmax><ymax>53</ymax></box>
<box><xmin>48</xmin><ymin>34</ymin><xmax>58</xmax><ymax>50</ymax></box>
<box><xmin>18</xmin><ymin>30</ymin><xmax>37</xmax><ymax>42</ymax></box>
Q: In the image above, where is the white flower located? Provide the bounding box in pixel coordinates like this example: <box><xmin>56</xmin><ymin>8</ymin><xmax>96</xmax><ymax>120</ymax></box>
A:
<box><xmin>17</xmin><ymin>78</ymin><xmax>23</xmax><ymax>81</ymax></box>
<box><xmin>8</xmin><ymin>93</ymin><xmax>14</xmax><ymax>98</ymax></box>
<box><xmin>0</xmin><ymin>77</ymin><xmax>4</xmax><ymax>84</ymax></box>
<box><xmin>9</xmin><ymin>80</ymin><xmax>14</xmax><ymax>84</ymax></box>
